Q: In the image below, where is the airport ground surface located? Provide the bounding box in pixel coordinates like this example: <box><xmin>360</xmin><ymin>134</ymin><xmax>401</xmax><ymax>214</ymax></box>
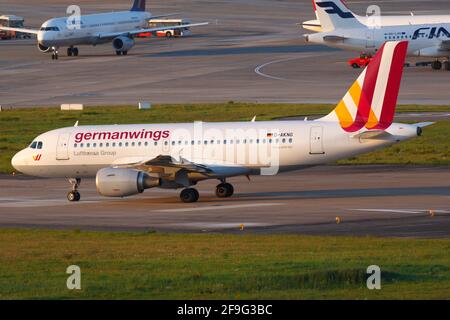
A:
<box><xmin>1</xmin><ymin>165</ymin><xmax>449</xmax><ymax>238</ymax></box>
<box><xmin>1</xmin><ymin>0</ymin><xmax>450</xmax><ymax>107</ymax></box>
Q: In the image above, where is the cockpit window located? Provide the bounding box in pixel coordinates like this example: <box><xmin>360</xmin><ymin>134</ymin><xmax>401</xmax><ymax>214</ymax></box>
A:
<box><xmin>40</xmin><ymin>26</ymin><xmax>60</xmax><ymax>31</ymax></box>
<box><xmin>30</xmin><ymin>141</ymin><xmax>43</xmax><ymax>149</ymax></box>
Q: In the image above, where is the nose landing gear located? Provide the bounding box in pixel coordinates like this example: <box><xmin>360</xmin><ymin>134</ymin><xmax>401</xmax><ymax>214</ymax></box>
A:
<box><xmin>51</xmin><ymin>47</ymin><xmax>59</xmax><ymax>60</ymax></box>
<box><xmin>67</xmin><ymin>178</ymin><xmax>81</xmax><ymax>202</ymax></box>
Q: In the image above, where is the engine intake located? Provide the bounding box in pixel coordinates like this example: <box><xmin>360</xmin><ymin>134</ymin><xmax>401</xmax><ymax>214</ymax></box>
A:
<box><xmin>112</xmin><ymin>36</ymin><xmax>135</xmax><ymax>52</ymax></box>
<box><xmin>38</xmin><ymin>43</ymin><xmax>51</xmax><ymax>53</ymax></box>
<box><xmin>96</xmin><ymin>168</ymin><xmax>160</xmax><ymax>197</ymax></box>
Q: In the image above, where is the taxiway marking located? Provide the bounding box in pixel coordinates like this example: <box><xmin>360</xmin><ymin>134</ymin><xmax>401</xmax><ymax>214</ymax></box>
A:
<box><xmin>156</xmin><ymin>203</ymin><xmax>283</xmax><ymax>213</ymax></box>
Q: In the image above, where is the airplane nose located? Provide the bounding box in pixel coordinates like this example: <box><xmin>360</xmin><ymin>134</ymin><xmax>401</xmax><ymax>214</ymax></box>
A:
<box><xmin>11</xmin><ymin>151</ymin><xmax>25</xmax><ymax>172</ymax></box>
<box><xmin>11</xmin><ymin>153</ymin><xmax>19</xmax><ymax>171</ymax></box>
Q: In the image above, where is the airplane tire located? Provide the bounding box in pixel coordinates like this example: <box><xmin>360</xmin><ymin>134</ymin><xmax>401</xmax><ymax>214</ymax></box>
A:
<box><xmin>67</xmin><ymin>191</ymin><xmax>80</xmax><ymax>202</ymax></box>
<box><xmin>67</xmin><ymin>48</ymin><xmax>73</xmax><ymax>56</ymax></box>
<box><xmin>122</xmin><ymin>51</ymin><xmax>128</xmax><ymax>55</ymax></box>
<box><xmin>116</xmin><ymin>51</ymin><xmax>122</xmax><ymax>56</ymax></box>
<box><xmin>215</xmin><ymin>183</ymin><xmax>234</xmax><ymax>198</ymax></box>
<box><xmin>432</xmin><ymin>60</ymin><xmax>442</xmax><ymax>70</ymax></box>
<box><xmin>352</xmin><ymin>63</ymin><xmax>360</xmax><ymax>69</ymax></box>
<box><xmin>444</xmin><ymin>61</ymin><xmax>450</xmax><ymax>71</ymax></box>
<box><xmin>180</xmin><ymin>188</ymin><xmax>199</xmax><ymax>203</ymax></box>
<box><xmin>73</xmin><ymin>48</ymin><xmax>79</xmax><ymax>56</ymax></box>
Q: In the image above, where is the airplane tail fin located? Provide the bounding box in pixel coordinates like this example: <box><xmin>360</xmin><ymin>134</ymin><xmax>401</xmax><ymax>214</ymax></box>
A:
<box><xmin>314</xmin><ymin>0</ymin><xmax>363</xmax><ymax>31</ymax></box>
<box><xmin>131</xmin><ymin>0</ymin><xmax>146</xmax><ymax>12</ymax></box>
<box><xmin>320</xmin><ymin>41</ymin><xmax>409</xmax><ymax>132</ymax></box>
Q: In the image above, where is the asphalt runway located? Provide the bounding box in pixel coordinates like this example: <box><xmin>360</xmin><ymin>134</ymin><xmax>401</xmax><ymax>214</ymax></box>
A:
<box><xmin>1</xmin><ymin>166</ymin><xmax>449</xmax><ymax>238</ymax></box>
<box><xmin>1</xmin><ymin>0</ymin><xmax>450</xmax><ymax>107</ymax></box>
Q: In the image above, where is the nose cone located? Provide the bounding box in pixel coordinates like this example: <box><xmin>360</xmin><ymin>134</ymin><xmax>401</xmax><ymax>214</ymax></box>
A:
<box><xmin>11</xmin><ymin>150</ymin><xmax>26</xmax><ymax>173</ymax></box>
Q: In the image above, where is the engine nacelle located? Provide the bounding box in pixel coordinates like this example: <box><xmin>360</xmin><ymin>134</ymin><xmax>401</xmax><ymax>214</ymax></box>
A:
<box><xmin>413</xmin><ymin>46</ymin><xmax>442</xmax><ymax>57</ymax></box>
<box><xmin>38</xmin><ymin>43</ymin><xmax>51</xmax><ymax>53</ymax></box>
<box><xmin>112</xmin><ymin>36</ymin><xmax>135</xmax><ymax>52</ymax></box>
<box><xmin>96</xmin><ymin>168</ymin><xmax>160</xmax><ymax>197</ymax></box>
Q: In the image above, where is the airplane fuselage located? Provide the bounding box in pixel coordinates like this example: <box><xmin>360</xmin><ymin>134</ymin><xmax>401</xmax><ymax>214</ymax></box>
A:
<box><xmin>12</xmin><ymin>120</ymin><xmax>420</xmax><ymax>180</ymax></box>
<box><xmin>306</xmin><ymin>23</ymin><xmax>450</xmax><ymax>57</ymax></box>
<box><xmin>37</xmin><ymin>11</ymin><xmax>151</xmax><ymax>48</ymax></box>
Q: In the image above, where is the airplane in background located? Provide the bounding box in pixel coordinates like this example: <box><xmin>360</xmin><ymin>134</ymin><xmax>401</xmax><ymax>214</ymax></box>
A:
<box><xmin>303</xmin><ymin>0</ymin><xmax>450</xmax><ymax>70</ymax></box>
<box><xmin>11</xmin><ymin>41</ymin><xmax>433</xmax><ymax>203</ymax></box>
<box><xmin>0</xmin><ymin>0</ymin><xmax>208</xmax><ymax>59</ymax></box>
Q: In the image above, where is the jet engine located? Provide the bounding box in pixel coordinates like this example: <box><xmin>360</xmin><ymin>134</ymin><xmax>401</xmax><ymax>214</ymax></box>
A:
<box><xmin>96</xmin><ymin>168</ymin><xmax>160</xmax><ymax>197</ymax></box>
<box><xmin>38</xmin><ymin>43</ymin><xmax>51</xmax><ymax>53</ymax></box>
<box><xmin>112</xmin><ymin>36</ymin><xmax>135</xmax><ymax>52</ymax></box>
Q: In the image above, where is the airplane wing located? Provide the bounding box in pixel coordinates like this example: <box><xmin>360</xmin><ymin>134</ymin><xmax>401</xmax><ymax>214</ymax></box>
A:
<box><xmin>0</xmin><ymin>26</ymin><xmax>39</xmax><ymax>35</ymax></box>
<box><xmin>111</xmin><ymin>155</ymin><xmax>250</xmax><ymax>187</ymax></box>
<box><xmin>97</xmin><ymin>22</ymin><xmax>209</xmax><ymax>40</ymax></box>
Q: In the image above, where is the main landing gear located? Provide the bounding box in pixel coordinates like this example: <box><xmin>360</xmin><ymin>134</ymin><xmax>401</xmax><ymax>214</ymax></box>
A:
<box><xmin>67</xmin><ymin>178</ymin><xmax>81</xmax><ymax>202</ymax></box>
<box><xmin>67</xmin><ymin>47</ymin><xmax>79</xmax><ymax>57</ymax></box>
<box><xmin>179</xmin><ymin>181</ymin><xmax>235</xmax><ymax>203</ymax></box>
<box><xmin>115</xmin><ymin>50</ymin><xmax>128</xmax><ymax>56</ymax></box>
<box><xmin>431</xmin><ymin>59</ymin><xmax>450</xmax><ymax>71</ymax></box>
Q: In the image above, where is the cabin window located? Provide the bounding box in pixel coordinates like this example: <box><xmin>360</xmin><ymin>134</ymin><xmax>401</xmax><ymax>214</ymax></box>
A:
<box><xmin>289</xmin><ymin>138</ymin><xmax>293</xmax><ymax>143</ymax></box>
<box><xmin>86</xmin><ymin>143</ymin><xmax>90</xmax><ymax>148</ymax></box>
<box><xmin>154</xmin><ymin>141</ymin><xmax>158</xmax><ymax>146</ymax></box>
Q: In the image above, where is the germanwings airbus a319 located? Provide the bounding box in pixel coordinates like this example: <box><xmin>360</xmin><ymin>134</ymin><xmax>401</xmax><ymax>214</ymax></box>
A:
<box><xmin>11</xmin><ymin>41</ymin><xmax>432</xmax><ymax>203</ymax></box>
<box><xmin>304</xmin><ymin>0</ymin><xmax>450</xmax><ymax>70</ymax></box>
<box><xmin>0</xmin><ymin>0</ymin><xmax>208</xmax><ymax>59</ymax></box>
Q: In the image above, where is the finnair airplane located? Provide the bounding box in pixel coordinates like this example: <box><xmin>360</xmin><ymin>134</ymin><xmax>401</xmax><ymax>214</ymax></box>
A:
<box><xmin>303</xmin><ymin>0</ymin><xmax>450</xmax><ymax>70</ymax></box>
<box><xmin>0</xmin><ymin>0</ymin><xmax>208</xmax><ymax>59</ymax></box>
<box><xmin>11</xmin><ymin>41</ymin><xmax>432</xmax><ymax>203</ymax></box>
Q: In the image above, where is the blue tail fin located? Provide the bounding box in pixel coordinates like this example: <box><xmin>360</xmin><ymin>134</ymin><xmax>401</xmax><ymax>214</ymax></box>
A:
<box><xmin>131</xmin><ymin>0</ymin><xmax>146</xmax><ymax>12</ymax></box>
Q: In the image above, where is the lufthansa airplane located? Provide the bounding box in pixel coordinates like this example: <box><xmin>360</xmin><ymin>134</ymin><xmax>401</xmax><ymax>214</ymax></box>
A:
<box><xmin>11</xmin><ymin>41</ymin><xmax>433</xmax><ymax>203</ymax></box>
<box><xmin>303</xmin><ymin>0</ymin><xmax>450</xmax><ymax>70</ymax></box>
<box><xmin>0</xmin><ymin>0</ymin><xmax>208</xmax><ymax>59</ymax></box>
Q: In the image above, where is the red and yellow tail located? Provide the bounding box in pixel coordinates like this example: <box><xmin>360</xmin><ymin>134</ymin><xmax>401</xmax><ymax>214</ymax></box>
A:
<box><xmin>321</xmin><ymin>41</ymin><xmax>409</xmax><ymax>132</ymax></box>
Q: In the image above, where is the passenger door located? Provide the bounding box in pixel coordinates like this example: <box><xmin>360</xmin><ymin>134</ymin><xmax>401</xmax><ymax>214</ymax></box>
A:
<box><xmin>310</xmin><ymin>126</ymin><xmax>325</xmax><ymax>155</ymax></box>
<box><xmin>365</xmin><ymin>30</ymin><xmax>375</xmax><ymax>49</ymax></box>
<box><xmin>56</xmin><ymin>133</ymin><xmax>70</xmax><ymax>160</ymax></box>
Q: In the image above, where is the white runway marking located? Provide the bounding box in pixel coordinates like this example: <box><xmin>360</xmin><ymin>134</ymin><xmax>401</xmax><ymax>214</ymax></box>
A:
<box><xmin>351</xmin><ymin>208</ymin><xmax>450</xmax><ymax>214</ymax></box>
<box><xmin>156</xmin><ymin>203</ymin><xmax>283</xmax><ymax>213</ymax></box>
<box><xmin>0</xmin><ymin>197</ymin><xmax>119</xmax><ymax>208</ymax></box>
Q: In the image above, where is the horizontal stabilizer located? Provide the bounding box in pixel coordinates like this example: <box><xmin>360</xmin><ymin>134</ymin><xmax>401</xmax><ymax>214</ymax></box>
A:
<box><xmin>412</xmin><ymin>122</ymin><xmax>435</xmax><ymax>128</ymax></box>
<box><xmin>323</xmin><ymin>35</ymin><xmax>346</xmax><ymax>42</ymax></box>
<box><xmin>352</xmin><ymin>130</ymin><xmax>393</xmax><ymax>140</ymax></box>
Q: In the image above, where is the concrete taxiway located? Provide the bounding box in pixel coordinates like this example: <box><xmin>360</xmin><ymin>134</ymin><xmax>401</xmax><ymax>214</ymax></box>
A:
<box><xmin>1</xmin><ymin>0</ymin><xmax>450</xmax><ymax>107</ymax></box>
<box><xmin>0</xmin><ymin>166</ymin><xmax>449</xmax><ymax>238</ymax></box>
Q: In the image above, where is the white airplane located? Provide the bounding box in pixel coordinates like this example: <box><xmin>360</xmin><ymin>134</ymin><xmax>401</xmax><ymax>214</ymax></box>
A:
<box><xmin>303</xmin><ymin>0</ymin><xmax>450</xmax><ymax>70</ymax></box>
<box><xmin>0</xmin><ymin>0</ymin><xmax>208</xmax><ymax>59</ymax></box>
<box><xmin>11</xmin><ymin>41</ymin><xmax>432</xmax><ymax>203</ymax></box>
